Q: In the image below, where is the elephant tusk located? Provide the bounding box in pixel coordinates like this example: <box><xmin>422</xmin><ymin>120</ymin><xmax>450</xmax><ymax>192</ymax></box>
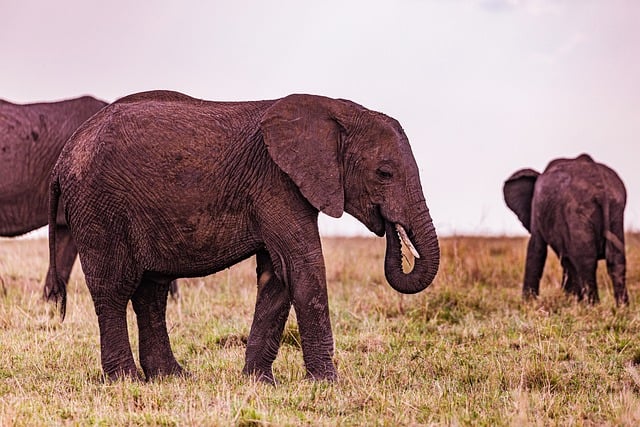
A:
<box><xmin>395</xmin><ymin>224</ymin><xmax>421</xmax><ymax>259</ymax></box>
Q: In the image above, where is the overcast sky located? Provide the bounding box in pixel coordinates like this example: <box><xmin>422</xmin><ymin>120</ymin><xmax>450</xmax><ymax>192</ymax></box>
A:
<box><xmin>2</xmin><ymin>0</ymin><xmax>639</xmax><ymax>237</ymax></box>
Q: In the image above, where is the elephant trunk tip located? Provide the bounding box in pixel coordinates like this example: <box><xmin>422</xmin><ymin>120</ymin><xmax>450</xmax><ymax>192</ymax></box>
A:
<box><xmin>384</xmin><ymin>220</ymin><xmax>439</xmax><ymax>295</ymax></box>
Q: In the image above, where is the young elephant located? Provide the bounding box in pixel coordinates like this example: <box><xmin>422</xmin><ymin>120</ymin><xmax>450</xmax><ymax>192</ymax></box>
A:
<box><xmin>503</xmin><ymin>154</ymin><xmax>628</xmax><ymax>305</ymax></box>
<box><xmin>0</xmin><ymin>96</ymin><xmax>107</xmax><ymax>290</ymax></box>
<box><xmin>45</xmin><ymin>91</ymin><xmax>440</xmax><ymax>383</ymax></box>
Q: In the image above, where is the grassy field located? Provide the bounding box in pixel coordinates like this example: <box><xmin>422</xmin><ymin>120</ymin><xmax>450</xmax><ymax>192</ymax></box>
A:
<box><xmin>2</xmin><ymin>234</ymin><xmax>640</xmax><ymax>425</ymax></box>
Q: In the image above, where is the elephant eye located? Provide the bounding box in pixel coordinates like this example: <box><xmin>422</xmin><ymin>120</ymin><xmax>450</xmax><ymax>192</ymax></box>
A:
<box><xmin>376</xmin><ymin>167</ymin><xmax>394</xmax><ymax>180</ymax></box>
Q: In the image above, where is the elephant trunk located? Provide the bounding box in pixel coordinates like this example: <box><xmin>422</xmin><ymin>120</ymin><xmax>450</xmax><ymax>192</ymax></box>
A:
<box><xmin>384</xmin><ymin>207</ymin><xmax>440</xmax><ymax>294</ymax></box>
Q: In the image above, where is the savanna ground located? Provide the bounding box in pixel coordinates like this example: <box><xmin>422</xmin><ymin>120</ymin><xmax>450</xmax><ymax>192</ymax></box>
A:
<box><xmin>2</xmin><ymin>234</ymin><xmax>640</xmax><ymax>426</ymax></box>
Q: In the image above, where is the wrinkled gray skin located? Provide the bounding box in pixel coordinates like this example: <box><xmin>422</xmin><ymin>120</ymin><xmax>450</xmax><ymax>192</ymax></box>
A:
<box><xmin>45</xmin><ymin>90</ymin><xmax>440</xmax><ymax>383</ymax></box>
<box><xmin>0</xmin><ymin>96</ymin><xmax>107</xmax><ymax>291</ymax></box>
<box><xmin>504</xmin><ymin>154</ymin><xmax>628</xmax><ymax>305</ymax></box>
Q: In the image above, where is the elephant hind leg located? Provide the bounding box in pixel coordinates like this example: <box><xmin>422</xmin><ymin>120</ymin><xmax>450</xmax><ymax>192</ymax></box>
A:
<box><xmin>243</xmin><ymin>249</ymin><xmax>292</xmax><ymax>384</ymax></box>
<box><xmin>86</xmin><ymin>275</ymin><xmax>140</xmax><ymax>380</ymax></box>
<box><xmin>561</xmin><ymin>257</ymin><xmax>581</xmax><ymax>299</ymax></box>
<box><xmin>572</xmin><ymin>256</ymin><xmax>599</xmax><ymax>304</ymax></box>
<box><xmin>131</xmin><ymin>272</ymin><xmax>185</xmax><ymax>380</ymax></box>
<box><xmin>607</xmin><ymin>258</ymin><xmax>628</xmax><ymax>306</ymax></box>
<box><xmin>605</xmin><ymin>229</ymin><xmax>628</xmax><ymax>306</ymax></box>
<box><xmin>168</xmin><ymin>279</ymin><xmax>179</xmax><ymax>300</ymax></box>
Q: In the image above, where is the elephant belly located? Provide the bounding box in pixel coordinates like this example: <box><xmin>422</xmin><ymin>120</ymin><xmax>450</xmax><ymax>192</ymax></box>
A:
<box><xmin>63</xmin><ymin>169</ymin><xmax>263</xmax><ymax>279</ymax></box>
<box><xmin>137</xmin><ymin>229</ymin><xmax>262</xmax><ymax>277</ymax></box>
<box><xmin>0</xmin><ymin>195</ymin><xmax>47</xmax><ymax>237</ymax></box>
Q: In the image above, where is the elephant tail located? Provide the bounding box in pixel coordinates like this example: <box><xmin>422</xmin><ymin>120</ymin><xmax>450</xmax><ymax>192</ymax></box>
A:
<box><xmin>44</xmin><ymin>175</ymin><xmax>67</xmax><ymax>321</ymax></box>
<box><xmin>603</xmin><ymin>203</ymin><xmax>624</xmax><ymax>255</ymax></box>
<box><xmin>600</xmin><ymin>170</ymin><xmax>625</xmax><ymax>256</ymax></box>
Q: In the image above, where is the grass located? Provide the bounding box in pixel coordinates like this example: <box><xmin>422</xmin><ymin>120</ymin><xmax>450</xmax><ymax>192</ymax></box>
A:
<box><xmin>2</xmin><ymin>234</ymin><xmax>640</xmax><ymax>425</ymax></box>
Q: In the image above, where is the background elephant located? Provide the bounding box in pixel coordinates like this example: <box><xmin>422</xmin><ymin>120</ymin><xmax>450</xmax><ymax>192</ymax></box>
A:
<box><xmin>0</xmin><ymin>96</ymin><xmax>107</xmax><ymax>291</ymax></box>
<box><xmin>503</xmin><ymin>153</ymin><xmax>627</xmax><ymax>305</ymax></box>
<box><xmin>45</xmin><ymin>90</ymin><xmax>440</xmax><ymax>383</ymax></box>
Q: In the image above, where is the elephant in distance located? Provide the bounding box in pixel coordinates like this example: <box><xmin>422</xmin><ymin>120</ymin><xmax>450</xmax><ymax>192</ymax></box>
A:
<box><xmin>504</xmin><ymin>154</ymin><xmax>628</xmax><ymax>305</ymax></box>
<box><xmin>45</xmin><ymin>90</ymin><xmax>440</xmax><ymax>383</ymax></box>
<box><xmin>0</xmin><ymin>96</ymin><xmax>106</xmax><ymax>291</ymax></box>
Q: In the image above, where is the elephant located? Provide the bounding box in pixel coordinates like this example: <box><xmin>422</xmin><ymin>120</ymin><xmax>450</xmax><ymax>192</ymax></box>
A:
<box><xmin>44</xmin><ymin>90</ymin><xmax>440</xmax><ymax>383</ymax></box>
<box><xmin>0</xmin><ymin>96</ymin><xmax>107</xmax><ymax>291</ymax></box>
<box><xmin>503</xmin><ymin>154</ymin><xmax>628</xmax><ymax>305</ymax></box>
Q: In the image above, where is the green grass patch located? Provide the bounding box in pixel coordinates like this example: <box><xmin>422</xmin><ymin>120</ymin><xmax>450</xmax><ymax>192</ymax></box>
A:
<box><xmin>1</xmin><ymin>235</ymin><xmax>640</xmax><ymax>424</ymax></box>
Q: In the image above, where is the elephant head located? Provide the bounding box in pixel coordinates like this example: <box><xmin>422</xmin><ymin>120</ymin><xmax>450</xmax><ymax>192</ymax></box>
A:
<box><xmin>503</xmin><ymin>168</ymin><xmax>540</xmax><ymax>233</ymax></box>
<box><xmin>260</xmin><ymin>94</ymin><xmax>439</xmax><ymax>294</ymax></box>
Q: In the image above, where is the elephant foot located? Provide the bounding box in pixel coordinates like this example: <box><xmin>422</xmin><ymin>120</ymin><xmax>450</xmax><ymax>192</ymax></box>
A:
<box><xmin>142</xmin><ymin>360</ymin><xmax>187</xmax><ymax>381</ymax></box>
<box><xmin>103</xmin><ymin>364</ymin><xmax>142</xmax><ymax>382</ymax></box>
<box><xmin>305</xmin><ymin>363</ymin><xmax>337</xmax><ymax>382</ymax></box>
<box><xmin>522</xmin><ymin>288</ymin><xmax>538</xmax><ymax>301</ymax></box>
<box><xmin>242</xmin><ymin>363</ymin><xmax>276</xmax><ymax>385</ymax></box>
<box><xmin>305</xmin><ymin>370</ymin><xmax>337</xmax><ymax>382</ymax></box>
<box><xmin>615</xmin><ymin>291</ymin><xmax>629</xmax><ymax>307</ymax></box>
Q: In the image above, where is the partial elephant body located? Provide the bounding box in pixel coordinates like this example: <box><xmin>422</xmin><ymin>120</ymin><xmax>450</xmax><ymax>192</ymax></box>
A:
<box><xmin>45</xmin><ymin>90</ymin><xmax>440</xmax><ymax>383</ymax></box>
<box><xmin>0</xmin><ymin>96</ymin><xmax>107</xmax><ymax>288</ymax></box>
<box><xmin>61</xmin><ymin>100</ymin><xmax>274</xmax><ymax>277</ymax></box>
<box><xmin>0</xmin><ymin>96</ymin><xmax>106</xmax><ymax>235</ymax></box>
<box><xmin>504</xmin><ymin>154</ymin><xmax>627</xmax><ymax>305</ymax></box>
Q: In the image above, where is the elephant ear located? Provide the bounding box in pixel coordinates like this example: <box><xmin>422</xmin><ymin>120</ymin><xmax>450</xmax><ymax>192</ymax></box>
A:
<box><xmin>503</xmin><ymin>168</ymin><xmax>540</xmax><ymax>232</ymax></box>
<box><xmin>260</xmin><ymin>94</ymin><xmax>344</xmax><ymax>218</ymax></box>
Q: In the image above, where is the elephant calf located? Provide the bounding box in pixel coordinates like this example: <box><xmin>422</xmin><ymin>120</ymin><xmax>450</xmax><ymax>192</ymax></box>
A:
<box><xmin>504</xmin><ymin>154</ymin><xmax>628</xmax><ymax>305</ymax></box>
<box><xmin>45</xmin><ymin>90</ymin><xmax>440</xmax><ymax>383</ymax></box>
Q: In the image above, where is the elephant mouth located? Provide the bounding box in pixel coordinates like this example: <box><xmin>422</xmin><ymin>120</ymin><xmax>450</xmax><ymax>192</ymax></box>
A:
<box><xmin>368</xmin><ymin>211</ymin><xmax>419</xmax><ymax>260</ymax></box>
<box><xmin>368</xmin><ymin>206</ymin><xmax>386</xmax><ymax>237</ymax></box>
<box><xmin>368</xmin><ymin>207</ymin><xmax>422</xmax><ymax>262</ymax></box>
<box><xmin>373</xmin><ymin>207</ymin><xmax>420</xmax><ymax>258</ymax></box>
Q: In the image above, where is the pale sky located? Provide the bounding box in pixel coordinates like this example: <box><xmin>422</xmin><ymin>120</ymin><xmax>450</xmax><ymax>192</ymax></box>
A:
<box><xmin>2</xmin><ymin>0</ymin><xmax>639</xmax><ymax>236</ymax></box>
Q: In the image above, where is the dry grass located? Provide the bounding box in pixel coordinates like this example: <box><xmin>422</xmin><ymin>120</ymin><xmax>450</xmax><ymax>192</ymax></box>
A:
<box><xmin>2</xmin><ymin>234</ymin><xmax>640</xmax><ymax>425</ymax></box>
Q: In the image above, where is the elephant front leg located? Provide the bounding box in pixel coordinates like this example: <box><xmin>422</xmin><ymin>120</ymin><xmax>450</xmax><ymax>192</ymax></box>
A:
<box><xmin>243</xmin><ymin>250</ymin><xmax>292</xmax><ymax>384</ymax></box>
<box><xmin>290</xmin><ymin>267</ymin><xmax>336</xmax><ymax>381</ymax></box>
<box><xmin>131</xmin><ymin>274</ymin><xmax>185</xmax><ymax>380</ymax></box>
<box><xmin>523</xmin><ymin>233</ymin><xmax>547</xmax><ymax>300</ymax></box>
